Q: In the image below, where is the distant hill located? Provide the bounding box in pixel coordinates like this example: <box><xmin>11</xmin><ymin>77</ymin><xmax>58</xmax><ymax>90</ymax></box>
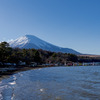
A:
<box><xmin>9</xmin><ymin>35</ymin><xmax>81</xmax><ymax>55</ymax></box>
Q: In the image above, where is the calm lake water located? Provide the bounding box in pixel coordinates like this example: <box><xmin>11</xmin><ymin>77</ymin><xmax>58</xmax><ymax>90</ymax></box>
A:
<box><xmin>0</xmin><ymin>66</ymin><xmax>100</xmax><ymax>100</ymax></box>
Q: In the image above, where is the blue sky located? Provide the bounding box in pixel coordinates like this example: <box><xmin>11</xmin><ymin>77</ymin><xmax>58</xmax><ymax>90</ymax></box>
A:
<box><xmin>0</xmin><ymin>0</ymin><xmax>100</xmax><ymax>54</ymax></box>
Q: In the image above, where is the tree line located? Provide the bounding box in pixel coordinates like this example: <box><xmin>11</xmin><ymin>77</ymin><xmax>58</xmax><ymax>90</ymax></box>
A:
<box><xmin>0</xmin><ymin>42</ymin><xmax>100</xmax><ymax>67</ymax></box>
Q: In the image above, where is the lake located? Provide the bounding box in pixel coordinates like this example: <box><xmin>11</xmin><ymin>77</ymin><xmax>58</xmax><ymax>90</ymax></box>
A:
<box><xmin>0</xmin><ymin>66</ymin><xmax>100</xmax><ymax>100</ymax></box>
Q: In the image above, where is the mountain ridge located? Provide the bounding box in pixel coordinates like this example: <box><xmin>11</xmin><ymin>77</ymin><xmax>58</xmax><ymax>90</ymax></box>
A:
<box><xmin>9</xmin><ymin>35</ymin><xmax>81</xmax><ymax>55</ymax></box>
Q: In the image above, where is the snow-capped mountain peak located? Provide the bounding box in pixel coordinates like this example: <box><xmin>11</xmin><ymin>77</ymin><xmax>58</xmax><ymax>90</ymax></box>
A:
<box><xmin>25</xmin><ymin>35</ymin><xmax>50</xmax><ymax>47</ymax></box>
<box><xmin>9</xmin><ymin>35</ymin><xmax>80</xmax><ymax>54</ymax></box>
<box><xmin>10</xmin><ymin>35</ymin><xmax>50</xmax><ymax>48</ymax></box>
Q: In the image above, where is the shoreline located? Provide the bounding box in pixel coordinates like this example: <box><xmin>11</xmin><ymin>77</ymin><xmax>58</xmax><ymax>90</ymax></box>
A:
<box><xmin>0</xmin><ymin>65</ymin><xmax>61</xmax><ymax>81</ymax></box>
<box><xmin>0</xmin><ymin>65</ymin><xmax>100</xmax><ymax>81</ymax></box>
<box><xmin>0</xmin><ymin>66</ymin><xmax>45</xmax><ymax>81</ymax></box>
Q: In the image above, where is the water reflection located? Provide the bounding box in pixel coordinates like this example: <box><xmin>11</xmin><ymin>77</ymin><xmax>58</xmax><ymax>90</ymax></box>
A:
<box><xmin>0</xmin><ymin>66</ymin><xmax>100</xmax><ymax>100</ymax></box>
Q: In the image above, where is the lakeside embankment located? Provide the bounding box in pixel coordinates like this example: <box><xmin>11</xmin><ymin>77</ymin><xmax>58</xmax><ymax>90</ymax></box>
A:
<box><xmin>0</xmin><ymin>66</ymin><xmax>44</xmax><ymax>81</ymax></box>
<box><xmin>0</xmin><ymin>64</ymin><xmax>60</xmax><ymax>81</ymax></box>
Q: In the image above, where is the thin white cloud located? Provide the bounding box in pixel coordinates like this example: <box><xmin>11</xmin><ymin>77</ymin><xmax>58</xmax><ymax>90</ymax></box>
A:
<box><xmin>7</xmin><ymin>39</ymin><xmax>14</xmax><ymax>42</ymax></box>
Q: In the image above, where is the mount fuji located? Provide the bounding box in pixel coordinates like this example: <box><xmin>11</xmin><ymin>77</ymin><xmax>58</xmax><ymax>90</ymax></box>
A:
<box><xmin>9</xmin><ymin>35</ymin><xmax>80</xmax><ymax>55</ymax></box>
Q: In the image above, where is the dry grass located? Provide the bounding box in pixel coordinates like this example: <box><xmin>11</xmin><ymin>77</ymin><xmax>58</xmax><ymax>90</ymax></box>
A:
<box><xmin>78</xmin><ymin>55</ymin><xmax>100</xmax><ymax>58</ymax></box>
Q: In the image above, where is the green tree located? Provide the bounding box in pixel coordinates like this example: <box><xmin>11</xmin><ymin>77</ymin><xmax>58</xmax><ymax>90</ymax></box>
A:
<box><xmin>0</xmin><ymin>42</ymin><xmax>12</xmax><ymax>66</ymax></box>
<box><xmin>34</xmin><ymin>51</ymin><xmax>41</xmax><ymax>64</ymax></box>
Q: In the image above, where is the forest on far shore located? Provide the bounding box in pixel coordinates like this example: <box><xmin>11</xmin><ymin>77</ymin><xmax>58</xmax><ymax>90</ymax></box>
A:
<box><xmin>0</xmin><ymin>42</ymin><xmax>100</xmax><ymax>67</ymax></box>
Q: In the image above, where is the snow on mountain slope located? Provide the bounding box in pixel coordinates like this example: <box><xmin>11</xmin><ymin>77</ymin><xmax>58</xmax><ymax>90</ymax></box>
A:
<box><xmin>10</xmin><ymin>35</ymin><xmax>55</xmax><ymax>48</ymax></box>
<box><xmin>9</xmin><ymin>35</ymin><xmax>80</xmax><ymax>54</ymax></box>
